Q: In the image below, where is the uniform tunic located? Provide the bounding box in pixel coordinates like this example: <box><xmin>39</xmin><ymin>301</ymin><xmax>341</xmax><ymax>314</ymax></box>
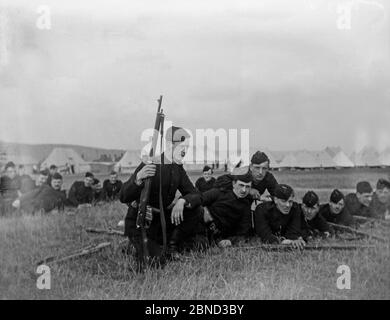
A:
<box><xmin>345</xmin><ymin>193</ymin><xmax>373</xmax><ymax>218</ymax></box>
<box><xmin>183</xmin><ymin>188</ymin><xmax>253</xmax><ymax>238</ymax></box>
<box><xmin>67</xmin><ymin>181</ymin><xmax>94</xmax><ymax>207</ymax></box>
<box><xmin>369</xmin><ymin>193</ymin><xmax>390</xmax><ymax>220</ymax></box>
<box><xmin>319</xmin><ymin>203</ymin><xmax>354</xmax><ymax>226</ymax></box>
<box><xmin>299</xmin><ymin>205</ymin><xmax>330</xmax><ymax>241</ymax></box>
<box><xmin>101</xmin><ymin>179</ymin><xmax>123</xmax><ymax>201</ymax></box>
<box><xmin>20</xmin><ymin>184</ymin><xmax>67</xmax><ymax>213</ymax></box>
<box><xmin>251</xmin><ymin>171</ymin><xmax>278</xmax><ymax>197</ymax></box>
<box><xmin>195</xmin><ymin>177</ymin><xmax>216</xmax><ymax>193</ymax></box>
<box><xmin>254</xmin><ymin>201</ymin><xmax>302</xmax><ymax>243</ymax></box>
<box><xmin>119</xmin><ymin>161</ymin><xmax>197</xmax><ymax>243</ymax></box>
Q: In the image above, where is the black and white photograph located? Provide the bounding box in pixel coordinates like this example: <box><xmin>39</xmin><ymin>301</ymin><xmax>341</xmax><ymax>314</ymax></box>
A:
<box><xmin>0</xmin><ymin>0</ymin><xmax>389</xmax><ymax>303</ymax></box>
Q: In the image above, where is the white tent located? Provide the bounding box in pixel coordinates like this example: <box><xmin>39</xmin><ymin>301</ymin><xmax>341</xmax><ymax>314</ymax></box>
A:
<box><xmin>115</xmin><ymin>150</ymin><xmax>142</xmax><ymax>173</ymax></box>
<box><xmin>350</xmin><ymin>147</ymin><xmax>381</xmax><ymax>167</ymax></box>
<box><xmin>332</xmin><ymin>151</ymin><xmax>354</xmax><ymax>168</ymax></box>
<box><xmin>41</xmin><ymin>148</ymin><xmax>91</xmax><ymax>173</ymax></box>
<box><xmin>279</xmin><ymin>153</ymin><xmax>298</xmax><ymax>168</ymax></box>
<box><xmin>294</xmin><ymin>150</ymin><xmax>319</xmax><ymax>168</ymax></box>
<box><xmin>379</xmin><ymin>148</ymin><xmax>390</xmax><ymax>166</ymax></box>
<box><xmin>314</xmin><ymin>151</ymin><xmax>337</xmax><ymax>168</ymax></box>
<box><xmin>324</xmin><ymin>146</ymin><xmax>342</xmax><ymax>158</ymax></box>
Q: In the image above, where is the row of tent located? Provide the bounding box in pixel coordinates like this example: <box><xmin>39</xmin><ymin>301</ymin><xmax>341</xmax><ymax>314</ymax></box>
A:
<box><xmin>2</xmin><ymin>145</ymin><xmax>390</xmax><ymax>175</ymax></box>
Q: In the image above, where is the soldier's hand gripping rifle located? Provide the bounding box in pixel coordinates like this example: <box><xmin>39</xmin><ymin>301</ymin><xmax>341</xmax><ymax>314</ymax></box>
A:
<box><xmin>136</xmin><ymin>96</ymin><xmax>165</xmax><ymax>267</ymax></box>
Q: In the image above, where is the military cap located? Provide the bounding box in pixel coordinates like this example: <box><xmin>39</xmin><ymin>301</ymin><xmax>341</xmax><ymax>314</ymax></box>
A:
<box><xmin>376</xmin><ymin>179</ymin><xmax>390</xmax><ymax>190</ymax></box>
<box><xmin>5</xmin><ymin>161</ymin><xmax>15</xmax><ymax>170</ymax></box>
<box><xmin>302</xmin><ymin>190</ymin><xmax>319</xmax><ymax>208</ymax></box>
<box><xmin>330</xmin><ymin>189</ymin><xmax>344</xmax><ymax>203</ymax></box>
<box><xmin>274</xmin><ymin>184</ymin><xmax>294</xmax><ymax>200</ymax></box>
<box><xmin>52</xmin><ymin>172</ymin><xmax>63</xmax><ymax>180</ymax></box>
<box><xmin>356</xmin><ymin>181</ymin><xmax>373</xmax><ymax>194</ymax></box>
<box><xmin>85</xmin><ymin>172</ymin><xmax>94</xmax><ymax>178</ymax></box>
<box><xmin>203</xmin><ymin>165</ymin><xmax>212</xmax><ymax>173</ymax></box>
<box><xmin>250</xmin><ymin>151</ymin><xmax>270</xmax><ymax>165</ymax></box>
<box><xmin>231</xmin><ymin>166</ymin><xmax>252</xmax><ymax>183</ymax></box>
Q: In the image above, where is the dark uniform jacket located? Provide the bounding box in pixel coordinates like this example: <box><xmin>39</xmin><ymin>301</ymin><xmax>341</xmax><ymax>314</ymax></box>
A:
<box><xmin>195</xmin><ymin>177</ymin><xmax>216</xmax><ymax>193</ymax></box>
<box><xmin>251</xmin><ymin>171</ymin><xmax>278</xmax><ymax>197</ymax></box>
<box><xmin>0</xmin><ymin>176</ymin><xmax>20</xmax><ymax>200</ymax></box>
<box><xmin>319</xmin><ymin>203</ymin><xmax>354</xmax><ymax>226</ymax></box>
<box><xmin>20</xmin><ymin>184</ymin><xmax>67</xmax><ymax>213</ymax></box>
<box><xmin>299</xmin><ymin>205</ymin><xmax>330</xmax><ymax>241</ymax></box>
<box><xmin>101</xmin><ymin>179</ymin><xmax>123</xmax><ymax>201</ymax></box>
<box><xmin>19</xmin><ymin>174</ymin><xmax>36</xmax><ymax>194</ymax></box>
<box><xmin>67</xmin><ymin>181</ymin><xmax>94</xmax><ymax>207</ymax></box>
<box><xmin>119</xmin><ymin>161</ymin><xmax>197</xmax><ymax>240</ymax></box>
<box><xmin>345</xmin><ymin>193</ymin><xmax>373</xmax><ymax>217</ymax></box>
<box><xmin>254</xmin><ymin>201</ymin><xmax>302</xmax><ymax>243</ymax></box>
<box><xmin>369</xmin><ymin>193</ymin><xmax>390</xmax><ymax>220</ymax></box>
<box><xmin>183</xmin><ymin>188</ymin><xmax>253</xmax><ymax>238</ymax></box>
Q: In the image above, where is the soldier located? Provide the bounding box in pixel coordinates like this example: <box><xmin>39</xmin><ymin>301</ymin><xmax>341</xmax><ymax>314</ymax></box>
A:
<box><xmin>67</xmin><ymin>172</ymin><xmax>95</xmax><ymax>208</ymax></box>
<box><xmin>254</xmin><ymin>184</ymin><xmax>305</xmax><ymax>249</ymax></box>
<box><xmin>46</xmin><ymin>165</ymin><xmax>58</xmax><ymax>186</ymax></box>
<box><xmin>0</xmin><ymin>162</ymin><xmax>21</xmax><ymax>215</ymax></box>
<box><xmin>169</xmin><ymin>166</ymin><xmax>254</xmax><ymax>254</ymax></box>
<box><xmin>119</xmin><ymin>126</ymin><xmax>198</xmax><ymax>261</ymax></box>
<box><xmin>345</xmin><ymin>181</ymin><xmax>374</xmax><ymax>217</ymax></box>
<box><xmin>299</xmin><ymin>191</ymin><xmax>330</xmax><ymax>241</ymax></box>
<box><xmin>18</xmin><ymin>165</ymin><xmax>35</xmax><ymax>194</ymax></box>
<box><xmin>319</xmin><ymin>189</ymin><xmax>354</xmax><ymax>226</ymax></box>
<box><xmin>195</xmin><ymin>165</ymin><xmax>216</xmax><ymax>193</ymax></box>
<box><xmin>13</xmin><ymin>173</ymin><xmax>66</xmax><ymax>214</ymax></box>
<box><xmin>370</xmin><ymin>179</ymin><xmax>390</xmax><ymax>220</ymax></box>
<box><xmin>36</xmin><ymin>170</ymin><xmax>49</xmax><ymax>187</ymax></box>
<box><xmin>92</xmin><ymin>178</ymin><xmax>103</xmax><ymax>202</ymax></box>
<box><xmin>101</xmin><ymin>171</ymin><xmax>123</xmax><ymax>201</ymax></box>
<box><xmin>247</xmin><ymin>151</ymin><xmax>278</xmax><ymax>200</ymax></box>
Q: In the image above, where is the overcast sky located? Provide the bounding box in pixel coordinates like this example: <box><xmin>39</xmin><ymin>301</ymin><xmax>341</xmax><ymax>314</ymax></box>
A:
<box><xmin>0</xmin><ymin>0</ymin><xmax>389</xmax><ymax>154</ymax></box>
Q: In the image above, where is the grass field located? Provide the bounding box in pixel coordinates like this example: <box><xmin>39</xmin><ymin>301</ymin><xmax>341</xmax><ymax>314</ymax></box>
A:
<box><xmin>1</xmin><ymin>168</ymin><xmax>389</xmax><ymax>300</ymax></box>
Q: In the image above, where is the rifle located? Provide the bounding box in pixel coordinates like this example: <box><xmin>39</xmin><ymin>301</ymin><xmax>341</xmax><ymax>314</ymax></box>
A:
<box><xmin>136</xmin><ymin>95</ymin><xmax>165</xmax><ymax>268</ymax></box>
<box><xmin>233</xmin><ymin>243</ymin><xmax>377</xmax><ymax>252</ymax></box>
<box><xmin>36</xmin><ymin>240</ymin><xmax>128</xmax><ymax>265</ymax></box>
<box><xmin>85</xmin><ymin>227</ymin><xmax>124</xmax><ymax>236</ymax></box>
<box><xmin>328</xmin><ymin>222</ymin><xmax>388</xmax><ymax>243</ymax></box>
<box><xmin>353</xmin><ymin>215</ymin><xmax>390</xmax><ymax>227</ymax></box>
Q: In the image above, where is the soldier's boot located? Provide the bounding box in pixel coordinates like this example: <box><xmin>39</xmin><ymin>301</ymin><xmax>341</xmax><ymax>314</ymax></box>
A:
<box><xmin>167</xmin><ymin>228</ymin><xmax>184</xmax><ymax>261</ymax></box>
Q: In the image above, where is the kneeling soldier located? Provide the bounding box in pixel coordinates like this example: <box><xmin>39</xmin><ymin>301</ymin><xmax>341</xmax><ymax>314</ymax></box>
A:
<box><xmin>319</xmin><ymin>189</ymin><xmax>354</xmax><ymax>226</ymax></box>
<box><xmin>300</xmin><ymin>191</ymin><xmax>330</xmax><ymax>241</ymax></box>
<box><xmin>254</xmin><ymin>184</ymin><xmax>305</xmax><ymax>249</ymax></box>
<box><xmin>119</xmin><ymin>126</ymin><xmax>198</xmax><ymax>261</ymax></box>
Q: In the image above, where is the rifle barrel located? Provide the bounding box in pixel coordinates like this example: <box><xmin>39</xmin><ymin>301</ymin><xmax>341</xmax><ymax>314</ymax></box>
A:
<box><xmin>328</xmin><ymin>222</ymin><xmax>388</xmax><ymax>243</ymax></box>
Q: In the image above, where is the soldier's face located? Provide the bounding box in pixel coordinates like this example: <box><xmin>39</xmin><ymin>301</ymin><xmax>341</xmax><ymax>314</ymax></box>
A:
<box><xmin>232</xmin><ymin>180</ymin><xmax>252</xmax><ymax>198</ymax></box>
<box><xmin>109</xmin><ymin>174</ymin><xmax>117</xmax><ymax>184</ymax></box>
<box><xmin>376</xmin><ymin>188</ymin><xmax>390</xmax><ymax>204</ymax></box>
<box><xmin>171</xmin><ymin>140</ymin><xmax>189</xmax><ymax>164</ymax></box>
<box><xmin>203</xmin><ymin>169</ymin><xmax>212</xmax><ymax>181</ymax></box>
<box><xmin>357</xmin><ymin>192</ymin><xmax>373</xmax><ymax>207</ymax></box>
<box><xmin>302</xmin><ymin>203</ymin><xmax>319</xmax><ymax>220</ymax></box>
<box><xmin>51</xmin><ymin>178</ymin><xmax>62</xmax><ymax>190</ymax></box>
<box><xmin>49</xmin><ymin>168</ymin><xmax>57</xmax><ymax>175</ymax></box>
<box><xmin>84</xmin><ymin>177</ymin><xmax>94</xmax><ymax>187</ymax></box>
<box><xmin>37</xmin><ymin>174</ymin><xmax>48</xmax><ymax>186</ymax></box>
<box><xmin>250</xmin><ymin>162</ymin><xmax>269</xmax><ymax>182</ymax></box>
<box><xmin>275</xmin><ymin>196</ymin><xmax>294</xmax><ymax>215</ymax></box>
<box><xmin>330</xmin><ymin>199</ymin><xmax>345</xmax><ymax>214</ymax></box>
<box><xmin>6</xmin><ymin>167</ymin><xmax>16</xmax><ymax>179</ymax></box>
